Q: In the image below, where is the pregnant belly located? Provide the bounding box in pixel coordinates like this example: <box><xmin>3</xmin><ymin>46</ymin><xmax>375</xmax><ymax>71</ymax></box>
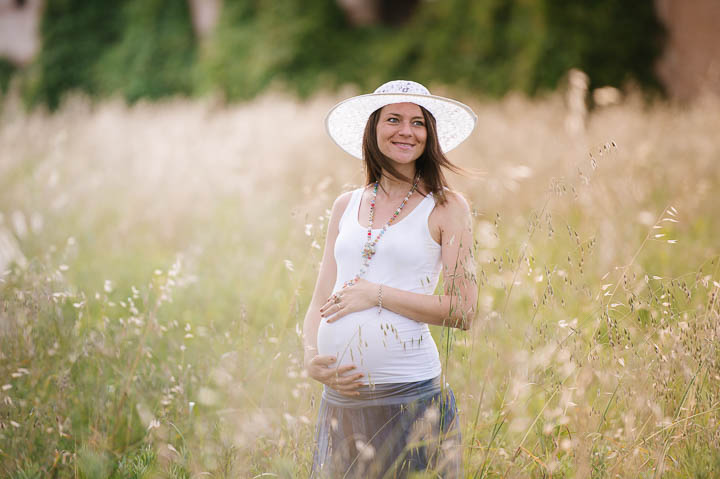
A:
<box><xmin>316</xmin><ymin>309</ymin><xmax>439</xmax><ymax>385</ymax></box>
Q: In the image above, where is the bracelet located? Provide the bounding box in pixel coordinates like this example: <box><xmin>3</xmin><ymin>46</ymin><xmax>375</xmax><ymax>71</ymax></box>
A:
<box><xmin>377</xmin><ymin>284</ymin><xmax>383</xmax><ymax>315</ymax></box>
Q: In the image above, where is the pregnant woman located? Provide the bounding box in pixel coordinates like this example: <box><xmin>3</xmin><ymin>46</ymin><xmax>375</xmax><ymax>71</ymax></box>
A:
<box><xmin>302</xmin><ymin>80</ymin><xmax>478</xmax><ymax>478</ymax></box>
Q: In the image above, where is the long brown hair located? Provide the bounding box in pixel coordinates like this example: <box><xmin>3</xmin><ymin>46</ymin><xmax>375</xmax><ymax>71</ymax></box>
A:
<box><xmin>361</xmin><ymin>105</ymin><xmax>463</xmax><ymax>205</ymax></box>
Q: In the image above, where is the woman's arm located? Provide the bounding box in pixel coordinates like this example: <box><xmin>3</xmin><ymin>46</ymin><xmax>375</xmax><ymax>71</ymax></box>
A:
<box><xmin>322</xmin><ymin>191</ymin><xmax>477</xmax><ymax>330</ymax></box>
<box><xmin>302</xmin><ymin>191</ymin><xmax>365</xmax><ymax>395</ymax></box>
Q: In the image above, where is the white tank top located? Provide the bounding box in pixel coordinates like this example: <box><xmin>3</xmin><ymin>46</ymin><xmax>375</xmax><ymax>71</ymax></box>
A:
<box><xmin>316</xmin><ymin>187</ymin><xmax>443</xmax><ymax>385</ymax></box>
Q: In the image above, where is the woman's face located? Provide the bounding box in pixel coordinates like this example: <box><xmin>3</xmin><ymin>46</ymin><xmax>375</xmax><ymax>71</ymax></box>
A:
<box><xmin>375</xmin><ymin>102</ymin><xmax>427</xmax><ymax>165</ymax></box>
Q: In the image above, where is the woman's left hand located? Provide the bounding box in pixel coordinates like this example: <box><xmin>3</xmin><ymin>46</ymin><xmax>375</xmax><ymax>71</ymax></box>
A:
<box><xmin>320</xmin><ymin>279</ymin><xmax>378</xmax><ymax>323</ymax></box>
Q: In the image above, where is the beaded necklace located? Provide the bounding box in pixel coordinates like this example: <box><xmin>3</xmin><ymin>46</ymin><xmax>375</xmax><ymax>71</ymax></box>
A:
<box><xmin>343</xmin><ymin>177</ymin><xmax>419</xmax><ymax>288</ymax></box>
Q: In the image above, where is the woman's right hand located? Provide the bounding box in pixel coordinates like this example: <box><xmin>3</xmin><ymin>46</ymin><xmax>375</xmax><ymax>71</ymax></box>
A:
<box><xmin>305</xmin><ymin>355</ymin><xmax>364</xmax><ymax>396</ymax></box>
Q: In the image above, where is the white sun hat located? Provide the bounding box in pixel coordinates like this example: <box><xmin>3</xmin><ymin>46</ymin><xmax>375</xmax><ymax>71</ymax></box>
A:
<box><xmin>325</xmin><ymin>80</ymin><xmax>477</xmax><ymax>160</ymax></box>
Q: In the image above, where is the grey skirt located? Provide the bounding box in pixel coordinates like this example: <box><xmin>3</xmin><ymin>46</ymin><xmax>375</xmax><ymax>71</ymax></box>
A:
<box><xmin>310</xmin><ymin>377</ymin><xmax>462</xmax><ymax>478</ymax></box>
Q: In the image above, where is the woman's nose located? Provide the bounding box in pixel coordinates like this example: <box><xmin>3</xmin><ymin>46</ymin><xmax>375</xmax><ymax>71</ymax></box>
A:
<box><xmin>398</xmin><ymin>121</ymin><xmax>412</xmax><ymax>136</ymax></box>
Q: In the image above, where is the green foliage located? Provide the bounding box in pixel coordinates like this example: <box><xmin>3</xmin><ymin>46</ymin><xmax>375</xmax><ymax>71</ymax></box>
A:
<box><xmin>77</xmin><ymin>446</ymin><xmax>112</xmax><ymax>479</ymax></box>
<box><xmin>27</xmin><ymin>0</ymin><xmax>194</xmax><ymax>109</ymax></box>
<box><xmin>376</xmin><ymin>0</ymin><xmax>664</xmax><ymax>95</ymax></box>
<box><xmin>11</xmin><ymin>462</ymin><xmax>43</xmax><ymax>479</ymax></box>
<box><xmin>0</xmin><ymin>58</ymin><xmax>16</xmax><ymax>96</ymax></box>
<box><xmin>534</xmin><ymin>0</ymin><xmax>665</xmax><ymax>92</ymax></box>
<box><xmin>94</xmin><ymin>0</ymin><xmax>197</xmax><ymax>103</ymax></box>
<box><xmin>21</xmin><ymin>0</ymin><xmax>665</xmax><ymax>107</ymax></box>
<box><xmin>196</xmin><ymin>0</ymin><xmax>351</xmax><ymax>100</ymax></box>
<box><xmin>197</xmin><ymin>0</ymin><xmax>665</xmax><ymax>99</ymax></box>
<box><xmin>115</xmin><ymin>446</ymin><xmax>157</xmax><ymax>479</ymax></box>
<box><xmin>28</xmin><ymin>0</ymin><xmax>124</xmax><ymax>109</ymax></box>
<box><xmin>400</xmin><ymin>0</ymin><xmax>548</xmax><ymax>95</ymax></box>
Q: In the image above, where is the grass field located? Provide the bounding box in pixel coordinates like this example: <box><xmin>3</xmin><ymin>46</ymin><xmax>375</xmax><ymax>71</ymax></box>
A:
<box><xmin>1</xmin><ymin>88</ymin><xmax>719</xmax><ymax>478</ymax></box>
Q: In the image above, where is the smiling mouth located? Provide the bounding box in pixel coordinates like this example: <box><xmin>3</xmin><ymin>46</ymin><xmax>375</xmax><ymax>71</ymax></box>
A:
<box><xmin>392</xmin><ymin>142</ymin><xmax>415</xmax><ymax>149</ymax></box>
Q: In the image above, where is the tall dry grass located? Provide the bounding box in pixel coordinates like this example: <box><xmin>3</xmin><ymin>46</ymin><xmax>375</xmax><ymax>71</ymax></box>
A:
<box><xmin>0</xmin><ymin>87</ymin><xmax>719</xmax><ymax>478</ymax></box>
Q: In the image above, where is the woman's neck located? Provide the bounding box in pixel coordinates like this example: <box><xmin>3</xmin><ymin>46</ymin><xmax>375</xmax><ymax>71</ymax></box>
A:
<box><xmin>378</xmin><ymin>166</ymin><xmax>418</xmax><ymax>197</ymax></box>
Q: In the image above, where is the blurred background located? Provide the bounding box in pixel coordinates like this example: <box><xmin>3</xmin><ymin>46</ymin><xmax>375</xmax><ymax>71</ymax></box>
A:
<box><xmin>0</xmin><ymin>0</ymin><xmax>719</xmax><ymax>106</ymax></box>
<box><xmin>1</xmin><ymin>1</ymin><xmax>720</xmax><ymax>478</ymax></box>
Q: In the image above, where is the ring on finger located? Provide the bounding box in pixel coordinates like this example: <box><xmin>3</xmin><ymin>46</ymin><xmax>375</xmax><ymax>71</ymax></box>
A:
<box><xmin>334</xmin><ymin>295</ymin><xmax>341</xmax><ymax>304</ymax></box>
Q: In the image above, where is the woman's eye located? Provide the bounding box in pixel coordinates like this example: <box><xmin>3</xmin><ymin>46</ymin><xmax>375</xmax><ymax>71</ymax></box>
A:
<box><xmin>413</xmin><ymin>121</ymin><xmax>425</xmax><ymax>127</ymax></box>
<box><xmin>387</xmin><ymin>117</ymin><xmax>399</xmax><ymax>123</ymax></box>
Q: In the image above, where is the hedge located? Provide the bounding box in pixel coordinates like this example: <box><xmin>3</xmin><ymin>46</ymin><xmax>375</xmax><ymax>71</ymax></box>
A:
<box><xmin>10</xmin><ymin>0</ymin><xmax>665</xmax><ymax>109</ymax></box>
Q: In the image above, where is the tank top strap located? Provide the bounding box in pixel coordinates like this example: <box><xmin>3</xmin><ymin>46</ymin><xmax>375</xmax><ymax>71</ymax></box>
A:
<box><xmin>338</xmin><ymin>187</ymin><xmax>364</xmax><ymax>231</ymax></box>
<box><xmin>412</xmin><ymin>191</ymin><xmax>437</xmax><ymax>223</ymax></box>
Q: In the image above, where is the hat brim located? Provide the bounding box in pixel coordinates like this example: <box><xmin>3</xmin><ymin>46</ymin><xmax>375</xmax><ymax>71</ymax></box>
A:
<box><xmin>325</xmin><ymin>93</ymin><xmax>477</xmax><ymax>160</ymax></box>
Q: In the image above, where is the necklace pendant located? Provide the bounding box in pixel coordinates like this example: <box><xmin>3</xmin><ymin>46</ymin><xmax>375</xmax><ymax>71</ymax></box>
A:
<box><xmin>362</xmin><ymin>241</ymin><xmax>376</xmax><ymax>259</ymax></box>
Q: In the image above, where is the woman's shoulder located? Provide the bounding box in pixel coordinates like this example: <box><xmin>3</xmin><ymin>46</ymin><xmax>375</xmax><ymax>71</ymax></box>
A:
<box><xmin>427</xmin><ymin>189</ymin><xmax>472</xmax><ymax>244</ymax></box>
<box><xmin>433</xmin><ymin>189</ymin><xmax>470</xmax><ymax>215</ymax></box>
<box><xmin>332</xmin><ymin>187</ymin><xmax>362</xmax><ymax>209</ymax></box>
<box><xmin>329</xmin><ymin>187</ymin><xmax>363</xmax><ymax>219</ymax></box>
<box><xmin>430</xmin><ymin>189</ymin><xmax>471</xmax><ymax>229</ymax></box>
<box><xmin>333</xmin><ymin>190</ymin><xmax>354</xmax><ymax>206</ymax></box>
